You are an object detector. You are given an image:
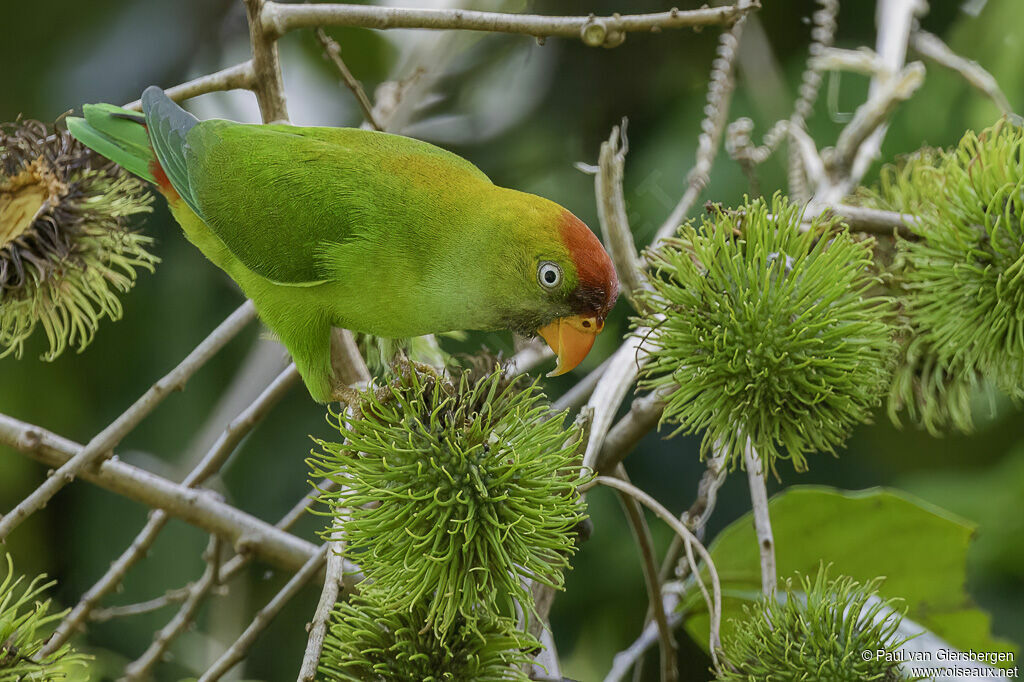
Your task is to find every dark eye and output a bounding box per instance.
[537,261,562,289]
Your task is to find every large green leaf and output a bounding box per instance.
[684,486,1017,668]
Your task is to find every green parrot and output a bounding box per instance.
[67,87,618,402]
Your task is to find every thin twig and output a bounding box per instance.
[43,365,300,655]
[297,527,346,681]
[589,476,722,667]
[89,589,191,623]
[315,28,383,131]
[0,301,257,541]
[530,628,562,681]
[655,1,752,243]
[551,357,609,413]
[606,446,729,679]
[263,2,759,45]
[743,442,776,596]
[910,29,1017,118]
[217,476,340,584]
[809,46,888,76]
[632,447,727,681]
[580,335,650,471]
[506,341,554,377]
[828,61,925,185]
[787,122,828,193]
[604,595,683,682]
[658,449,729,585]
[523,581,559,678]
[814,203,918,237]
[0,413,323,572]
[786,0,840,201]
[122,537,224,680]
[594,390,668,475]
[123,62,256,111]
[595,122,647,309]
[726,0,837,198]
[198,544,331,682]
[844,0,927,197]
[612,464,677,682]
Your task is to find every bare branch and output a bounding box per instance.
[244,0,289,123]
[263,2,759,45]
[722,202,917,237]
[809,46,888,77]
[523,581,559,678]
[726,0,838,197]
[42,364,299,655]
[813,203,918,237]
[0,301,257,541]
[612,464,677,682]
[595,122,646,309]
[655,2,752,243]
[743,442,776,596]
[530,628,562,681]
[123,537,224,680]
[199,544,331,682]
[551,357,609,413]
[786,0,840,201]
[828,61,925,186]
[589,476,722,666]
[315,28,383,131]
[658,448,729,583]
[0,413,322,573]
[788,123,828,194]
[123,62,256,111]
[604,595,683,682]
[298,527,346,681]
[607,448,728,682]
[844,0,928,195]
[594,390,667,475]
[506,341,554,377]
[89,589,190,623]
[793,0,839,126]
[910,29,1017,118]
[581,335,649,471]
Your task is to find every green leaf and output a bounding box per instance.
[684,486,1017,667]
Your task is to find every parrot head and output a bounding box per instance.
[496,201,618,376]
[535,211,619,376]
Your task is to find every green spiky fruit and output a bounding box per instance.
[0,554,89,681]
[716,567,914,682]
[318,588,534,682]
[859,120,1024,432]
[309,367,587,638]
[636,195,895,473]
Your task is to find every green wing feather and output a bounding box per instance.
[134,86,493,286]
[141,86,203,216]
[181,120,492,285]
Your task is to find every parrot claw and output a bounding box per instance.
[392,350,444,384]
[331,385,363,408]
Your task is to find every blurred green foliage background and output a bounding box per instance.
[1,0,1022,679]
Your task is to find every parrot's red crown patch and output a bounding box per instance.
[559,211,619,317]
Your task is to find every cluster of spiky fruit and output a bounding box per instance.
[310,364,587,678]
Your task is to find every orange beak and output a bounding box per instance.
[537,315,604,377]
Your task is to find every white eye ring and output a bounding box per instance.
[537,261,562,290]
